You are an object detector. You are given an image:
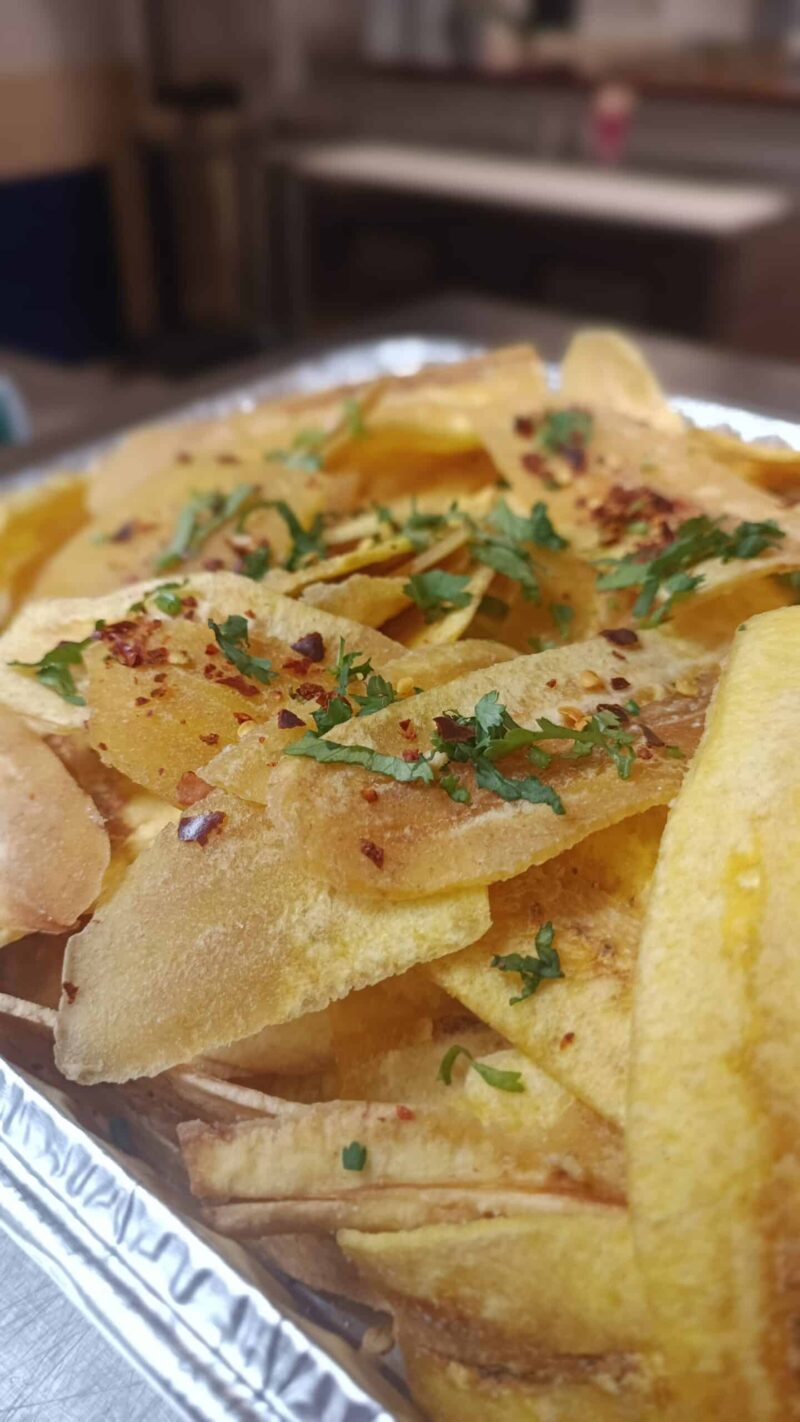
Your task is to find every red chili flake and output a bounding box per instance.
[199,732,220,745]
[360,839,384,869]
[176,451,193,464]
[590,484,677,546]
[62,982,79,1004]
[134,696,149,706]
[277,709,305,729]
[546,678,558,689]
[402,749,421,762]
[108,519,139,544]
[216,452,241,465]
[176,772,212,807]
[596,702,629,723]
[220,675,260,698]
[153,671,167,683]
[637,746,654,761]
[612,650,627,662]
[282,657,311,676]
[398,718,417,741]
[601,627,640,648]
[361,786,379,804]
[639,722,665,748]
[514,414,536,439]
[396,1105,415,1121]
[205,643,219,656]
[521,451,548,478]
[150,686,168,699]
[234,711,254,725]
[203,558,225,572]
[560,1031,575,1050]
[97,742,108,751]
[433,715,474,743]
[183,596,198,610]
[290,631,325,662]
[292,681,327,702]
[178,809,226,846]
[610,676,630,691]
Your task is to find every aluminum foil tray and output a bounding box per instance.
[1,332,799,1422]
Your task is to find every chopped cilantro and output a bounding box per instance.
[549,602,574,641]
[312,696,353,735]
[331,638,374,696]
[404,570,472,622]
[129,581,187,616]
[342,1141,367,1171]
[265,427,325,471]
[352,674,397,717]
[284,733,435,783]
[537,407,593,457]
[10,634,95,706]
[624,699,640,715]
[342,397,366,438]
[469,499,568,605]
[240,546,270,581]
[439,771,471,804]
[475,758,565,811]
[492,922,563,1004]
[208,615,276,684]
[437,1044,525,1093]
[597,515,786,625]
[270,501,326,570]
[155,484,258,571]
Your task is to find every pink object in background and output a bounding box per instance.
[589,83,637,165]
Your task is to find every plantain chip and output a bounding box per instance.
[0,472,88,625]
[54,791,489,1084]
[0,706,109,935]
[266,633,717,898]
[629,605,800,1419]
[560,328,683,432]
[432,809,665,1127]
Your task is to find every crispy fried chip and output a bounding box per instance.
[0,473,88,624]
[54,792,489,1084]
[0,707,109,934]
[402,1338,661,1422]
[432,810,665,1126]
[629,606,800,1418]
[267,633,716,898]
[560,328,683,432]
[339,1208,651,1365]
[301,573,411,627]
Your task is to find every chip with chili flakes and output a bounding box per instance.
[177,809,226,846]
[54,793,489,1084]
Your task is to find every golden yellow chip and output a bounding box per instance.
[54,792,490,1083]
[560,328,683,431]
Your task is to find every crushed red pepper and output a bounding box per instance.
[360,840,385,869]
[601,627,640,648]
[62,982,79,1004]
[176,771,212,806]
[290,631,325,662]
[277,709,305,729]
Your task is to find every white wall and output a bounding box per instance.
[577,0,754,45]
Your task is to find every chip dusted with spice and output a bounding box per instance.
[267,632,717,898]
[54,792,490,1084]
[431,809,665,1127]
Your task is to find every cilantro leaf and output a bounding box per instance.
[352,674,397,717]
[265,427,325,471]
[332,638,374,696]
[597,515,785,625]
[10,634,96,706]
[477,594,510,621]
[550,602,574,641]
[270,501,326,570]
[488,498,568,551]
[404,570,472,623]
[342,397,366,438]
[532,711,636,780]
[208,615,276,685]
[475,758,565,812]
[239,546,270,581]
[440,771,471,804]
[471,536,540,602]
[155,484,259,571]
[129,581,187,616]
[537,408,593,458]
[437,1044,525,1093]
[284,733,435,783]
[341,1141,367,1171]
[492,921,564,1004]
[312,696,353,735]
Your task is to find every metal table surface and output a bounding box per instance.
[0,292,798,1422]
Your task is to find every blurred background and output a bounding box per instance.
[1,0,800,449]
